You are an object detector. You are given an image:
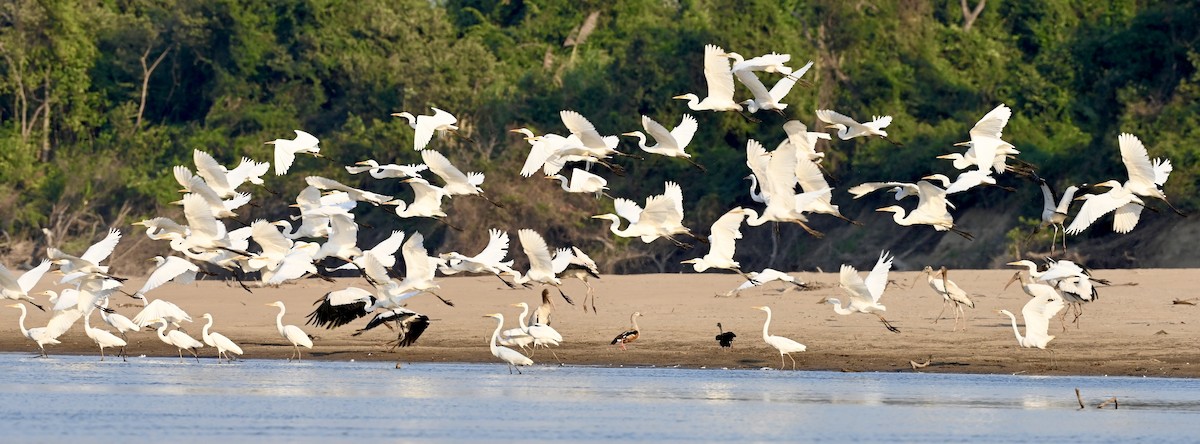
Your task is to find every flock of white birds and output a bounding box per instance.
[0,44,1180,371]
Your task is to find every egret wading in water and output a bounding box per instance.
[266,301,314,361]
[201,313,244,363]
[752,306,806,370]
[484,313,534,374]
[150,318,204,363]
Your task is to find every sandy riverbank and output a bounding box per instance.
[2,269,1196,377]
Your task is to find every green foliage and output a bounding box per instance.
[0,0,1196,271]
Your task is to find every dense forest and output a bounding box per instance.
[1,0,1197,275]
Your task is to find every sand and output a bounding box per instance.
[2,269,1197,377]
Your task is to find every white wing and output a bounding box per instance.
[367,230,407,259]
[702,44,736,103]
[863,250,894,303]
[472,229,510,266]
[848,182,909,199]
[838,264,870,301]
[706,207,747,260]
[138,257,199,295]
[1064,187,1137,234]
[815,109,859,127]
[670,114,698,151]
[551,248,573,274]
[613,198,643,225]
[132,299,192,327]
[16,259,51,293]
[80,228,122,266]
[967,104,1011,172]
[560,110,608,150]
[1022,294,1065,342]
[518,229,555,277]
[400,232,435,284]
[274,144,296,176]
[193,149,233,195]
[1118,133,1157,187]
[421,149,472,189]
[641,115,679,152]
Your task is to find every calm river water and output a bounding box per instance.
[1,353,1197,442]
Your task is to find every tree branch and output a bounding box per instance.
[136,43,172,130]
[961,0,986,32]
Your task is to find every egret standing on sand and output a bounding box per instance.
[266,301,314,361]
[752,306,806,370]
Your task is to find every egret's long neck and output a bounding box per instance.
[518,306,530,331]
[489,318,503,352]
[631,132,652,152]
[156,323,169,341]
[602,216,627,236]
[890,209,909,226]
[747,175,763,202]
[761,310,772,341]
[275,307,287,336]
[15,306,28,337]
[1002,311,1024,345]
[683,95,701,110]
[830,301,852,316]
[203,317,214,337]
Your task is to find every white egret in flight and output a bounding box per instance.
[268,130,321,176]
[393,107,462,151]
[826,250,900,333]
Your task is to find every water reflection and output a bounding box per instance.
[1,354,1198,441]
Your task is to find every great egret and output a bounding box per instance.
[268,130,321,175]
[390,177,451,221]
[438,228,518,288]
[742,139,831,238]
[780,120,830,164]
[83,310,127,361]
[484,313,534,374]
[953,104,1016,175]
[130,292,192,329]
[875,181,974,240]
[1033,177,1080,253]
[191,149,269,198]
[420,149,501,207]
[514,128,625,178]
[346,159,428,180]
[266,301,314,361]
[7,302,68,357]
[681,207,750,277]
[134,256,199,299]
[545,168,610,197]
[1067,133,1181,234]
[622,114,704,171]
[735,60,813,114]
[611,311,642,350]
[500,303,535,354]
[305,176,394,206]
[515,229,574,305]
[392,107,461,151]
[201,313,243,363]
[511,302,563,362]
[592,181,699,248]
[919,266,974,331]
[672,44,741,112]
[715,323,736,348]
[752,306,806,370]
[827,250,900,333]
[98,298,139,340]
[997,276,1065,367]
[560,110,628,161]
[132,217,190,242]
[1117,132,1181,214]
[310,213,363,264]
[150,318,204,362]
[0,259,51,310]
[173,166,253,219]
[1064,180,1144,234]
[728,268,806,297]
[48,228,121,283]
[815,109,896,144]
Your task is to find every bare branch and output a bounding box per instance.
[136,43,172,129]
[961,0,986,32]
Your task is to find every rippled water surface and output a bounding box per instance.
[1,353,1198,442]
